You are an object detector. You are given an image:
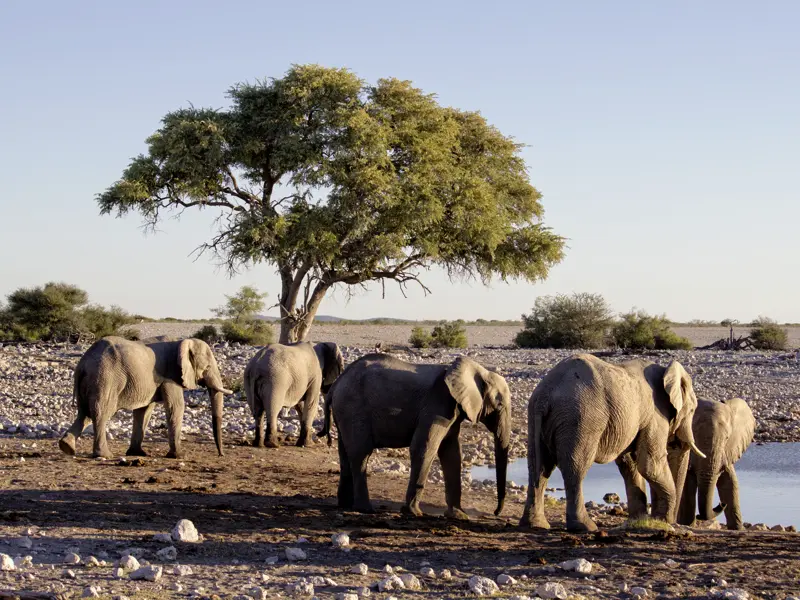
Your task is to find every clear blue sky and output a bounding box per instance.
[1,1,798,322]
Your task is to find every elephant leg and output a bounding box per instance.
[90,408,113,459]
[336,435,354,509]
[265,394,282,448]
[296,387,319,447]
[59,402,90,456]
[561,462,597,532]
[252,404,266,448]
[403,423,449,517]
[438,429,468,520]
[637,451,676,523]
[162,386,185,459]
[520,448,556,529]
[127,403,155,456]
[350,448,374,514]
[616,452,648,518]
[677,467,698,525]
[718,465,743,530]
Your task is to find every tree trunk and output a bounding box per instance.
[277,279,330,344]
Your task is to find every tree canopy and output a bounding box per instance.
[98,64,565,342]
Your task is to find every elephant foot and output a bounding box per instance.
[295,435,314,448]
[58,435,77,456]
[354,501,376,514]
[566,518,598,533]
[401,504,423,518]
[252,438,265,448]
[92,449,114,460]
[519,512,551,529]
[126,447,148,457]
[265,438,280,449]
[445,507,470,521]
[166,449,185,460]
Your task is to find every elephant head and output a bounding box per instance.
[178,338,233,456]
[693,398,755,521]
[315,342,345,393]
[663,360,706,459]
[444,357,512,516]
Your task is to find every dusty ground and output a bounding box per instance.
[2,434,800,600]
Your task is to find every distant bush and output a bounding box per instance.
[515,293,613,349]
[409,326,432,348]
[408,321,468,348]
[612,310,692,350]
[687,319,717,327]
[80,304,135,339]
[749,317,788,350]
[221,320,274,345]
[193,325,221,344]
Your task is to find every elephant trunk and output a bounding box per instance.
[676,418,707,460]
[203,369,229,457]
[493,410,511,516]
[697,471,721,521]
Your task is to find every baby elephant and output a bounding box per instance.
[677,397,755,529]
[320,353,511,519]
[244,341,344,448]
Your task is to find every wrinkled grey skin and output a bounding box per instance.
[676,397,755,530]
[320,354,511,519]
[520,354,706,532]
[244,342,344,448]
[59,336,232,459]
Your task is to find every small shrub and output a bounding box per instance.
[749,317,788,350]
[80,304,135,339]
[223,375,244,395]
[612,310,692,350]
[193,325,221,344]
[623,517,673,532]
[409,326,432,348]
[221,320,274,345]
[431,320,468,348]
[515,293,613,349]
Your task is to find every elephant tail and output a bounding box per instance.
[72,366,84,407]
[532,410,544,488]
[319,385,335,447]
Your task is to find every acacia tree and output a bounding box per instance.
[98,65,565,342]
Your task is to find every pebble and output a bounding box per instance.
[468,575,500,596]
[285,547,307,561]
[82,586,101,598]
[332,532,351,548]
[497,573,517,585]
[63,552,81,564]
[560,558,592,574]
[156,546,178,561]
[399,573,421,590]
[603,492,621,503]
[130,565,163,582]
[118,555,140,571]
[173,564,193,576]
[63,569,76,579]
[286,580,314,596]
[440,568,452,580]
[114,567,125,578]
[631,587,649,598]
[264,555,279,565]
[84,556,100,567]
[153,533,173,543]
[378,575,405,592]
[14,556,33,569]
[335,594,359,600]
[172,519,200,543]
[16,536,33,549]
[420,566,436,578]
[715,590,750,600]
[247,586,266,600]
[537,582,568,599]
[0,554,15,571]
[351,563,369,575]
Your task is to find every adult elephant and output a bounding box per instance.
[244,341,344,448]
[676,397,755,529]
[320,354,511,519]
[59,336,232,459]
[520,354,706,532]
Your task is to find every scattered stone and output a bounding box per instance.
[378,575,405,592]
[114,567,125,578]
[16,536,33,549]
[64,552,81,564]
[156,546,178,561]
[664,559,680,568]
[420,566,436,578]
[335,594,359,600]
[749,523,768,531]
[264,555,279,565]
[770,524,785,532]
[508,596,532,600]
[468,575,499,596]
[82,586,101,598]
[14,556,33,569]
[286,579,314,596]
[118,555,140,571]
[172,583,184,593]
[440,568,452,580]
[355,587,371,597]
[332,532,351,548]
[121,547,146,558]
[631,587,649,598]
[714,589,750,600]
[560,558,592,574]
[382,564,394,574]
[173,564,193,576]
[351,563,369,575]
[399,573,421,590]
[130,565,163,582]
[63,569,76,579]
[153,533,173,543]
[84,556,100,567]
[0,554,15,571]
[536,581,568,599]
[171,519,200,543]
[497,573,517,585]
[603,493,621,504]
[285,547,307,561]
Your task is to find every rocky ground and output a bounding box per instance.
[2,327,800,598]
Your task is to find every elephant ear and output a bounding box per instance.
[444,357,486,423]
[725,398,756,464]
[663,360,695,433]
[178,339,199,390]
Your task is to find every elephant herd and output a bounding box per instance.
[57,336,755,532]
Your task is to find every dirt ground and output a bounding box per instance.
[2,434,799,599]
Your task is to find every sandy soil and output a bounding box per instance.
[2,435,800,599]
[131,323,800,350]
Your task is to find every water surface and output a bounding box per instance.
[472,442,800,527]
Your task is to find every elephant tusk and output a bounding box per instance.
[688,440,707,459]
[218,387,234,395]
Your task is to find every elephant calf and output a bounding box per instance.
[59,336,232,459]
[677,397,755,530]
[244,341,344,448]
[320,354,511,519]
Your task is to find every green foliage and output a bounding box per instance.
[515,293,613,349]
[193,324,221,344]
[749,317,788,350]
[221,320,274,345]
[97,64,565,342]
[431,321,468,348]
[212,286,267,322]
[408,321,468,348]
[612,310,693,350]
[409,326,432,348]
[80,304,135,339]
